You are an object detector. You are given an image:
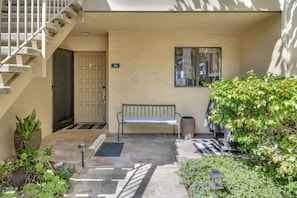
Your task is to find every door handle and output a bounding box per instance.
[102,86,106,103]
[52,85,58,91]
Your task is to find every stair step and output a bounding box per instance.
[70,1,82,12]
[0,86,11,94]
[54,13,72,25]
[47,22,63,34]
[63,7,78,18]
[0,64,30,73]
[1,46,41,57]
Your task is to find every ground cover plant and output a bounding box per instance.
[178,155,296,198]
[0,147,72,197]
[202,71,297,196]
[0,110,72,197]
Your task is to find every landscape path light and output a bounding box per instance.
[78,143,86,167]
[208,169,226,190]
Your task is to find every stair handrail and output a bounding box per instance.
[0,0,81,66]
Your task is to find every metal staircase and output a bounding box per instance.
[0,0,82,94]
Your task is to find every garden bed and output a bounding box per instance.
[177,155,297,198]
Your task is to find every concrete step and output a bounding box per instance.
[0,86,11,94]
[0,64,30,73]
[47,22,63,34]
[63,6,79,18]
[53,13,72,25]
[70,1,82,12]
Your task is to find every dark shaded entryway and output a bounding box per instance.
[53,48,74,132]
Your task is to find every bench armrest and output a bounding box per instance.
[175,112,181,120]
[117,111,123,124]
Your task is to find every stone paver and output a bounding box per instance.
[42,132,206,198]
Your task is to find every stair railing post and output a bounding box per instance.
[81,0,86,23]
[0,0,2,64]
[40,0,47,77]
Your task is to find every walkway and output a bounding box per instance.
[41,130,205,198]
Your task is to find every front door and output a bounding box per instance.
[74,52,106,123]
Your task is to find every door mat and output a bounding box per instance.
[67,123,106,130]
[95,142,124,157]
[193,139,224,156]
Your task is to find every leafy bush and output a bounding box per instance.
[178,155,295,198]
[207,71,297,182]
[0,147,71,197]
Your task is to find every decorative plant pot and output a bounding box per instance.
[181,116,195,140]
[10,167,26,187]
[14,129,42,151]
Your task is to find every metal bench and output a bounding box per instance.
[117,104,181,141]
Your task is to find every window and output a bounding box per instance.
[174,47,222,87]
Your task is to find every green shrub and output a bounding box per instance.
[0,147,71,197]
[178,155,291,198]
[207,71,297,182]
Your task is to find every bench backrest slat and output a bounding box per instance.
[122,104,176,119]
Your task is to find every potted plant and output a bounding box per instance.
[14,109,42,151]
[0,147,72,196]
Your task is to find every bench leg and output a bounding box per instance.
[118,123,120,142]
[178,124,181,142]
[117,123,124,142]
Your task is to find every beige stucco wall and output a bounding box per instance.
[108,31,242,134]
[0,58,53,160]
[285,0,297,75]
[85,0,281,11]
[60,36,108,52]
[241,13,282,74]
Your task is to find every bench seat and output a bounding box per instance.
[123,118,179,125]
[117,104,181,141]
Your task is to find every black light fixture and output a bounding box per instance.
[78,143,86,167]
[208,169,225,190]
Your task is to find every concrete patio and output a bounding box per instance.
[41,129,206,198]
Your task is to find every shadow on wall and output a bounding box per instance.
[171,0,278,11]
[268,0,297,76]
[172,0,296,77]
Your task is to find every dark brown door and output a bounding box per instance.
[53,48,74,132]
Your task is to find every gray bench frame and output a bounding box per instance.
[117,104,181,141]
